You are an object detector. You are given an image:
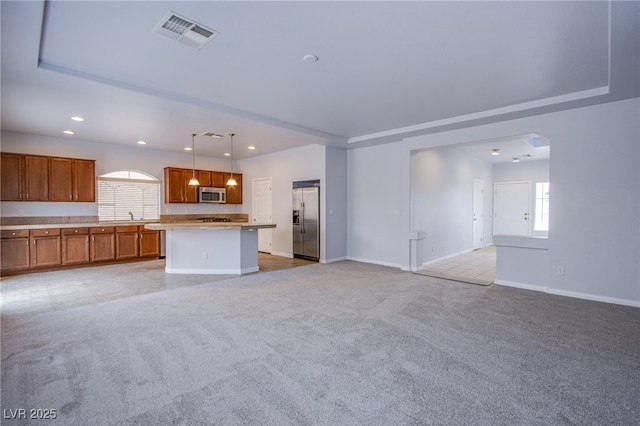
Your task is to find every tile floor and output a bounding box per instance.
[0,253,314,318]
[416,245,496,285]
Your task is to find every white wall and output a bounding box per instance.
[493,159,549,237]
[347,141,404,267]
[237,144,327,260]
[411,147,494,264]
[348,98,639,306]
[0,131,241,217]
[325,146,348,262]
[393,97,637,306]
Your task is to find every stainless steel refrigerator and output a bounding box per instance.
[292,186,319,261]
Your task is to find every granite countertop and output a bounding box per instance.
[144,222,276,231]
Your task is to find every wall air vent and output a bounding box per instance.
[153,11,219,50]
[201,132,224,138]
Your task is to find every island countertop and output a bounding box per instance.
[144,222,276,231]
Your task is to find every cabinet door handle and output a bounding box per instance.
[45,231,49,234]
[92,236,95,242]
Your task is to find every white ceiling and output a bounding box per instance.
[1,1,638,160]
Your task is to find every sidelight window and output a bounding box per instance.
[97,170,160,221]
[534,182,549,231]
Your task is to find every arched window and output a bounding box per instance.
[97,170,160,221]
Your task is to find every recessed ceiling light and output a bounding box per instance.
[491,149,500,156]
[184,147,192,151]
[63,130,74,135]
[512,157,520,163]
[248,146,256,150]
[303,54,318,63]
[71,116,84,122]
[137,140,147,145]
[223,152,230,157]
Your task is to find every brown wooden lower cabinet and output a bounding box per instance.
[116,226,139,260]
[61,228,90,265]
[90,227,115,262]
[1,229,30,270]
[30,229,61,268]
[139,228,160,258]
[1,225,160,275]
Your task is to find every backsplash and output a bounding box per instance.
[1,213,249,226]
[1,216,100,226]
[160,214,248,222]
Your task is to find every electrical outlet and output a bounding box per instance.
[556,266,565,276]
[202,252,208,259]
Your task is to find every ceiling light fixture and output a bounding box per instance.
[248,145,256,150]
[71,116,84,122]
[188,133,200,186]
[137,140,147,145]
[223,152,230,157]
[184,147,192,151]
[512,157,520,163]
[226,133,237,186]
[491,149,500,156]
[63,130,74,135]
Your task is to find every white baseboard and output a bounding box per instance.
[494,279,547,293]
[547,288,640,308]
[495,279,640,308]
[422,249,473,267]
[164,266,257,275]
[324,256,347,264]
[270,251,293,258]
[347,256,401,269]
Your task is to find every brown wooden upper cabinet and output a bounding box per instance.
[1,153,95,202]
[224,173,243,204]
[164,167,242,204]
[25,155,49,201]
[49,157,73,201]
[164,168,187,203]
[73,159,96,202]
[0,153,24,200]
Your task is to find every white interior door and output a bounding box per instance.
[473,179,484,250]
[252,177,272,253]
[494,181,530,236]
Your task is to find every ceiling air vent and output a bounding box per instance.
[201,132,224,138]
[153,11,219,50]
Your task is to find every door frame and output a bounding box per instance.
[252,177,273,253]
[472,178,484,250]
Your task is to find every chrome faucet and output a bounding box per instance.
[128,211,134,220]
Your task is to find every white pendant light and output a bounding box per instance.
[188,133,200,186]
[226,133,237,186]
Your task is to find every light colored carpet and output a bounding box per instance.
[2,261,639,425]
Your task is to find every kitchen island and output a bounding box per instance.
[144,222,276,274]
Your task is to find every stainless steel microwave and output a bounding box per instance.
[198,187,226,203]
